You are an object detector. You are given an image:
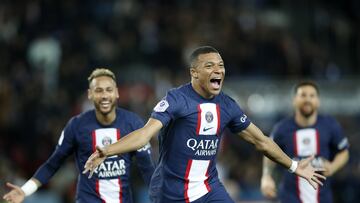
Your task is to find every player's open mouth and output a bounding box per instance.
[210,78,222,89]
[100,101,111,108]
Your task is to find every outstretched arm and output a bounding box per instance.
[3,178,41,203]
[238,123,326,189]
[106,118,162,156]
[83,118,162,177]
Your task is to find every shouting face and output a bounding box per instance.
[191,52,225,99]
[88,76,119,116]
[293,85,320,118]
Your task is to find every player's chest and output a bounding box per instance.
[76,126,132,154]
[283,127,331,156]
[180,102,232,136]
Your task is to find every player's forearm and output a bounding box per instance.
[239,123,292,170]
[330,149,349,175]
[105,128,150,156]
[105,118,162,156]
[260,137,292,170]
[262,156,276,177]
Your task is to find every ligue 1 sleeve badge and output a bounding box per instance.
[154,100,169,112]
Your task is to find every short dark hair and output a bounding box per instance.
[188,46,220,68]
[294,81,320,95]
[88,68,116,85]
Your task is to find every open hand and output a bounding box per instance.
[295,155,326,190]
[82,146,107,178]
[3,182,25,203]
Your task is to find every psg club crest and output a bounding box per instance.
[205,111,214,123]
[102,136,112,146]
[302,138,311,145]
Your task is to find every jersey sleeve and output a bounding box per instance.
[151,90,182,127]
[33,117,76,185]
[227,98,251,133]
[329,118,349,152]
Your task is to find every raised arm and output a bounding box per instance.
[237,123,326,189]
[83,118,162,177]
[106,118,162,156]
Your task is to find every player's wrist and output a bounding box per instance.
[21,179,38,196]
[288,160,298,173]
[102,146,110,157]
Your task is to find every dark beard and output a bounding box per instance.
[94,101,115,115]
[300,108,314,118]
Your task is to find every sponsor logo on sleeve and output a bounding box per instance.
[137,142,151,153]
[153,100,169,112]
[240,114,248,123]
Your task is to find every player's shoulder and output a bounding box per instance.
[163,83,190,103]
[276,117,294,126]
[168,83,188,96]
[318,114,336,121]
[272,117,294,133]
[317,114,340,126]
[68,109,95,126]
[116,107,142,121]
[217,91,239,107]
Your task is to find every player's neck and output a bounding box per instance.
[95,110,116,126]
[191,81,214,99]
[294,112,317,127]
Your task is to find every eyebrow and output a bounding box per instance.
[204,61,223,65]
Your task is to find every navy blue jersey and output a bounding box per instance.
[33,108,155,203]
[271,115,349,203]
[150,83,251,202]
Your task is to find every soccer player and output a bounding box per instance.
[261,81,349,203]
[83,46,326,203]
[3,68,155,203]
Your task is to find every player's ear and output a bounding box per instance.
[115,87,119,99]
[190,67,198,79]
[88,89,92,100]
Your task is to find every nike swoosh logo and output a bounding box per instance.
[203,127,214,132]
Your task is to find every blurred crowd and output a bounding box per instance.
[0,0,360,202]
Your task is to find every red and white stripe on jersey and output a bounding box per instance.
[294,128,319,157]
[294,128,320,203]
[184,159,211,203]
[92,128,123,203]
[196,103,220,135]
[97,178,123,203]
